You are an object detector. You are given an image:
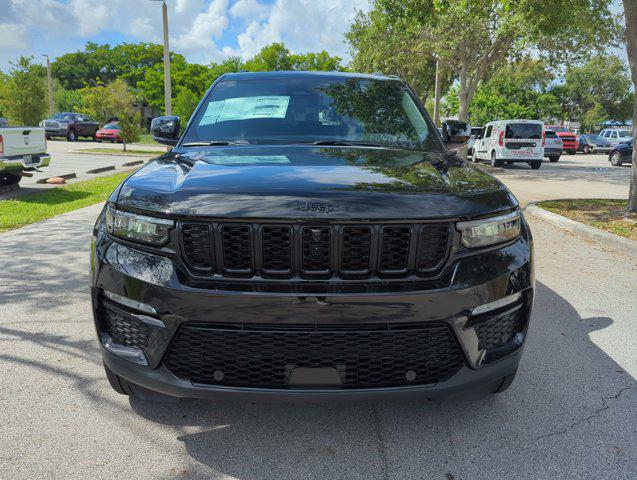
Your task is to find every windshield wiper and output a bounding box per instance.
[181,140,249,147]
[310,140,383,147]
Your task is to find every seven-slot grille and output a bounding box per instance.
[163,322,464,389]
[181,222,450,279]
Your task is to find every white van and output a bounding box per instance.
[473,119,545,169]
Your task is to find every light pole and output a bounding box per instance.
[42,54,54,116]
[150,0,172,116]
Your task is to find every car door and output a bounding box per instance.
[476,124,492,158]
[609,131,619,145]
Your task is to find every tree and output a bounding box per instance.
[243,43,294,71]
[173,87,200,124]
[622,0,637,213]
[563,55,633,122]
[104,79,140,151]
[368,0,617,121]
[0,57,47,125]
[53,83,83,112]
[581,104,608,133]
[347,9,449,102]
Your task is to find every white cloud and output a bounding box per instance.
[0,0,370,69]
[0,23,29,50]
[230,0,269,20]
[172,0,229,62]
[232,0,370,60]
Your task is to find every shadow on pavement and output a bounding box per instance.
[123,281,635,479]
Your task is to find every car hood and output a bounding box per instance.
[116,145,517,220]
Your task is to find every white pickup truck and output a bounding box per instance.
[0,126,51,186]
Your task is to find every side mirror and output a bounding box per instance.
[151,116,180,146]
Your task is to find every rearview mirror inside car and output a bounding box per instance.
[151,116,181,146]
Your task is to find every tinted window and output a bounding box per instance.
[470,127,483,137]
[551,126,570,132]
[587,135,603,141]
[484,125,493,138]
[505,123,542,139]
[182,77,442,152]
[545,130,557,138]
[611,131,618,138]
[618,131,631,138]
[103,124,120,130]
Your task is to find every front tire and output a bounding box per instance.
[583,145,591,154]
[530,161,542,169]
[490,151,502,167]
[67,130,77,142]
[549,156,560,163]
[610,152,623,166]
[0,173,21,186]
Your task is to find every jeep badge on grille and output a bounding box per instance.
[299,201,334,213]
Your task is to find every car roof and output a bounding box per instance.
[219,70,402,82]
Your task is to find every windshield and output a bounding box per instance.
[505,123,542,139]
[587,134,604,141]
[546,130,557,138]
[53,113,74,121]
[103,124,120,130]
[181,77,443,152]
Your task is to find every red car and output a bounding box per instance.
[95,123,123,143]
[546,125,578,154]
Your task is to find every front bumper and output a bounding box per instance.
[0,153,51,172]
[91,215,535,399]
[45,127,68,137]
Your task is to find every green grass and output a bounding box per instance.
[133,133,155,145]
[538,199,637,241]
[77,147,161,156]
[0,171,132,233]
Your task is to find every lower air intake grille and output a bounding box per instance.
[164,323,464,389]
[475,309,525,351]
[103,305,150,350]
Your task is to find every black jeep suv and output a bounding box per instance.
[91,72,534,401]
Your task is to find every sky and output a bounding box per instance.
[0,0,372,70]
[0,0,628,73]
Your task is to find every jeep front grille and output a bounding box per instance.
[164,322,464,389]
[180,222,451,279]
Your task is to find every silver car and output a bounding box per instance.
[599,129,632,146]
[544,129,563,162]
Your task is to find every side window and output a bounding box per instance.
[602,131,610,137]
[611,131,618,139]
[484,125,492,138]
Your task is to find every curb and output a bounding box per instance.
[122,160,145,167]
[87,165,116,174]
[525,203,637,258]
[71,149,160,158]
[36,173,77,184]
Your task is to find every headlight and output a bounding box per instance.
[457,211,521,248]
[105,205,174,246]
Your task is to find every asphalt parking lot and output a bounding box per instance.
[1,146,636,479]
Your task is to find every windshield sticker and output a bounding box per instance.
[208,155,291,165]
[200,96,290,125]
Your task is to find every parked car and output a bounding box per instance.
[545,125,578,154]
[95,123,123,143]
[577,134,612,154]
[91,71,534,402]
[598,128,632,146]
[41,112,100,142]
[473,119,545,169]
[544,129,563,162]
[467,126,483,156]
[608,138,633,166]
[0,125,51,186]
[0,118,8,127]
